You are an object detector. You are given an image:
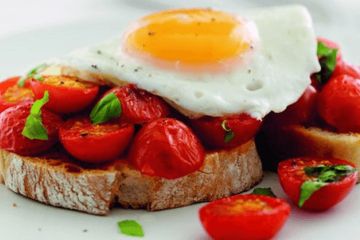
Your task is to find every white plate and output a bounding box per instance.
[0,6,360,240]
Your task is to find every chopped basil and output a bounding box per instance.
[17,64,47,87]
[118,220,144,237]
[90,93,121,124]
[252,187,276,197]
[314,42,338,85]
[299,180,327,207]
[299,164,356,207]
[221,120,235,143]
[22,91,50,140]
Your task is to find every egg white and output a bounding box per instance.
[42,5,320,119]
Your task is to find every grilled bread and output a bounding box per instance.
[0,140,262,215]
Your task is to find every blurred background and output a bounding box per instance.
[0,0,359,72]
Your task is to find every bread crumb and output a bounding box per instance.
[82,229,88,233]
[12,203,17,207]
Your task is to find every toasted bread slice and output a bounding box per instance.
[0,140,263,215]
[258,124,360,176]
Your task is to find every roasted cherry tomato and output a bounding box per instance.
[190,114,261,149]
[30,75,99,114]
[0,102,62,155]
[60,117,134,163]
[266,85,318,127]
[199,194,291,240]
[333,61,360,79]
[129,118,204,179]
[318,74,360,132]
[108,84,170,124]
[0,76,33,112]
[278,157,357,211]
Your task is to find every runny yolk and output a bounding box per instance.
[124,8,255,67]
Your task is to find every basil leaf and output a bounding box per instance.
[118,220,144,237]
[90,93,121,124]
[318,170,337,182]
[314,42,338,85]
[304,165,327,176]
[221,120,235,143]
[18,64,47,87]
[299,180,327,208]
[22,91,50,140]
[252,187,276,197]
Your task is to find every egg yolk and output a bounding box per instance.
[124,8,255,67]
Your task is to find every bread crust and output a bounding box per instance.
[261,125,360,178]
[0,140,262,215]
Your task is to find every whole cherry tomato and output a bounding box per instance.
[0,102,62,155]
[266,85,318,126]
[60,117,134,163]
[332,61,360,79]
[129,118,204,179]
[30,75,99,113]
[199,194,291,240]
[318,74,360,132]
[278,157,357,211]
[0,76,33,112]
[190,114,261,149]
[108,84,170,124]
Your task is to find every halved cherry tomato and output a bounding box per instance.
[0,102,62,156]
[266,85,318,127]
[129,118,204,179]
[0,76,34,112]
[190,114,261,149]
[30,75,99,114]
[318,74,360,132]
[108,84,170,124]
[278,157,357,211]
[59,117,134,163]
[199,194,291,240]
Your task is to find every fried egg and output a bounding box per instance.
[41,5,320,119]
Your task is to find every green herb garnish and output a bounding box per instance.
[314,41,338,85]
[18,64,47,87]
[252,187,276,197]
[118,220,144,237]
[221,120,235,143]
[299,164,356,207]
[90,93,121,124]
[22,91,50,140]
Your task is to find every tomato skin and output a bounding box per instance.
[129,118,205,179]
[190,114,261,149]
[318,74,360,132]
[266,85,318,127]
[199,194,291,240]
[332,61,360,79]
[0,76,33,113]
[30,76,99,114]
[108,85,170,124]
[278,158,357,211]
[59,117,134,163]
[0,102,62,156]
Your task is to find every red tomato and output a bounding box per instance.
[199,194,291,240]
[60,117,134,163]
[267,85,318,126]
[108,85,170,124]
[190,114,261,149]
[333,61,360,79]
[0,102,62,156]
[278,157,357,211]
[129,118,204,179]
[318,74,360,132]
[0,76,34,112]
[30,75,99,114]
